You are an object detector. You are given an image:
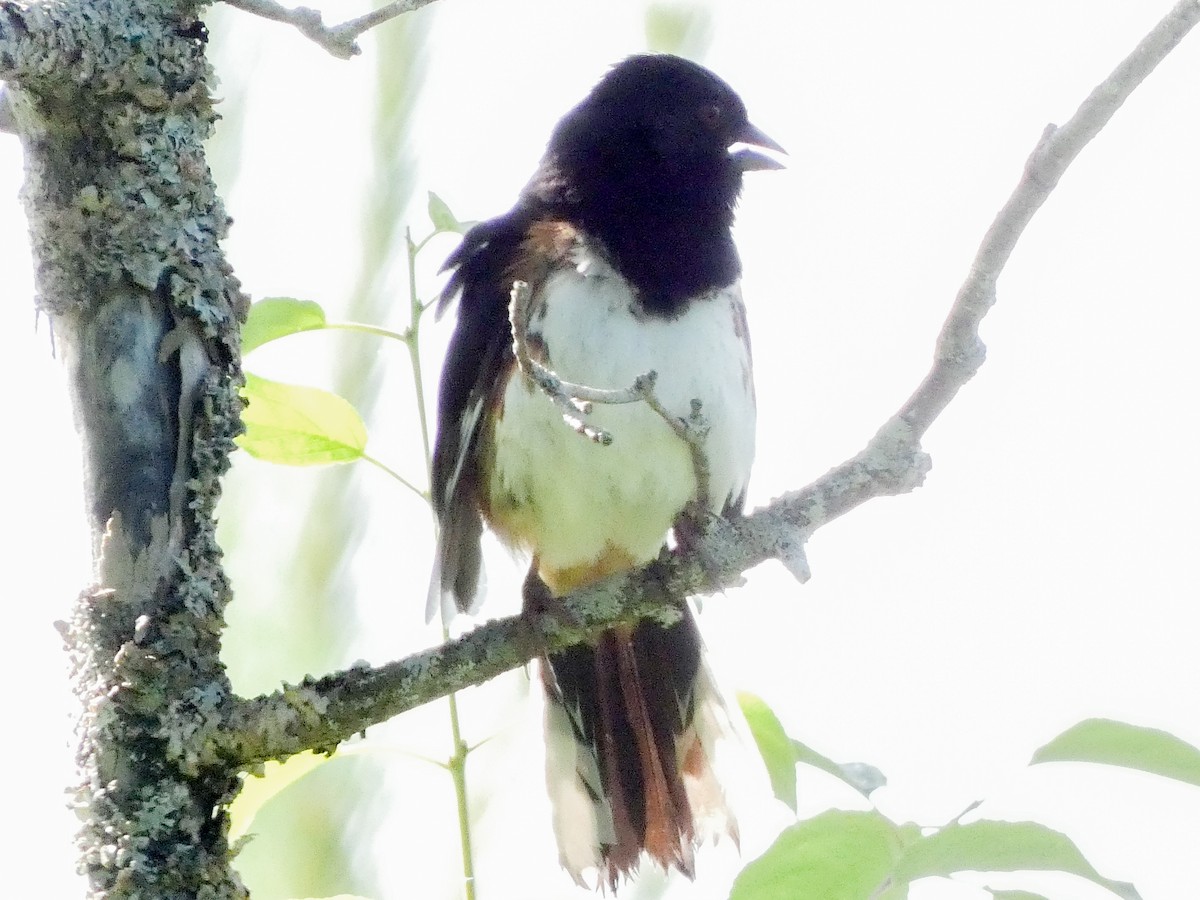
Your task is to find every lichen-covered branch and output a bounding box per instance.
[214,563,684,766]
[199,0,1200,771]
[206,414,920,769]
[209,433,908,768]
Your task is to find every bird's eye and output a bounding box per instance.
[700,104,722,129]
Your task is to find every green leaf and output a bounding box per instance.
[733,690,886,803]
[427,191,473,235]
[737,692,796,811]
[242,297,327,354]
[730,810,904,900]
[238,373,367,466]
[791,738,887,799]
[229,751,332,844]
[985,890,1052,900]
[1031,718,1200,788]
[893,820,1140,900]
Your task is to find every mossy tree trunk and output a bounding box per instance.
[3,0,247,894]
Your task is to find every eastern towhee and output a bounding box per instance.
[429,53,783,890]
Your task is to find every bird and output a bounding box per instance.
[429,53,783,890]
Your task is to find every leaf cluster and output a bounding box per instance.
[736,701,1200,899]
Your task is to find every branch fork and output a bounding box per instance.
[222,0,439,59]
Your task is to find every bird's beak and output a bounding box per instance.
[728,121,787,171]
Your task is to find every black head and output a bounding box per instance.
[525,54,783,312]
[535,54,782,204]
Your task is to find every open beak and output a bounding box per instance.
[728,121,787,171]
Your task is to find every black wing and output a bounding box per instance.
[427,211,531,619]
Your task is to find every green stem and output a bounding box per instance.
[406,245,434,485]
[360,452,427,502]
[406,225,477,900]
[323,320,410,343]
[446,682,476,900]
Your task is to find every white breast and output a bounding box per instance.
[489,246,756,576]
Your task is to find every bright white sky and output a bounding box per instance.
[3,2,1198,899]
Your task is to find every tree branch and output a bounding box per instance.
[203,0,1200,771]
[214,564,684,766]
[222,0,440,59]
[897,0,1200,438]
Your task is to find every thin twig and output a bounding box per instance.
[507,280,648,444]
[654,396,712,514]
[404,226,478,899]
[896,0,1200,439]
[223,0,440,59]
[507,279,714,505]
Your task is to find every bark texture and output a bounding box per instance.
[4,0,247,895]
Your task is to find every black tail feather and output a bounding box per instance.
[531,567,725,888]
